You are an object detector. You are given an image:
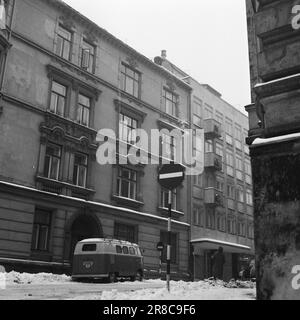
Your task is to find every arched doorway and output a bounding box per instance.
[65,210,103,262]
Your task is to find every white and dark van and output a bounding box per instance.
[71,238,144,282]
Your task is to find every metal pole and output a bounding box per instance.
[167,190,172,292]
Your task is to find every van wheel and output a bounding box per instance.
[108,273,116,283]
[135,271,143,282]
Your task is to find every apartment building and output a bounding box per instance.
[155,51,255,281]
[0,0,192,279]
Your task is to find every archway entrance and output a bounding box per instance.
[68,213,103,261]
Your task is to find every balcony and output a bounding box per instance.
[204,119,222,139]
[204,153,222,171]
[204,188,224,207]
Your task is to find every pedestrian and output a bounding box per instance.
[212,246,226,280]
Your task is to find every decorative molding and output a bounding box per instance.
[125,56,139,70]
[59,15,76,31]
[166,80,176,92]
[40,111,98,155]
[114,99,147,122]
[46,64,101,100]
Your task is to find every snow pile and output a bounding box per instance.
[6,271,71,285]
[72,279,256,300]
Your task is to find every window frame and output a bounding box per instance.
[163,88,178,117]
[72,152,88,188]
[55,24,72,61]
[121,63,141,98]
[31,208,52,252]
[43,143,62,181]
[117,167,138,200]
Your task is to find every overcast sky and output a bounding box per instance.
[63,0,251,114]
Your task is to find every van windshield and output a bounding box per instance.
[82,244,97,252]
[129,247,136,255]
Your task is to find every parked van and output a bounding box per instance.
[71,238,144,282]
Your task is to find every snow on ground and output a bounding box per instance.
[2,272,256,300]
[5,271,71,285]
[72,279,256,300]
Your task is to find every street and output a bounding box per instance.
[0,272,256,300]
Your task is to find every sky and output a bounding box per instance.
[63,0,251,114]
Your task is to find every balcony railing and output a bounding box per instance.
[204,119,222,139]
[204,188,224,207]
[204,153,222,171]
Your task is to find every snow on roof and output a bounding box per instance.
[252,132,300,146]
[79,238,137,246]
[0,181,190,228]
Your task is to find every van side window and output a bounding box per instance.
[116,245,122,254]
[122,246,129,254]
[82,244,97,252]
[129,247,135,255]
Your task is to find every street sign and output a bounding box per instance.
[158,164,185,190]
[156,241,164,251]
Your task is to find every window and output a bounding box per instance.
[119,113,138,144]
[238,221,246,237]
[247,223,254,239]
[236,154,243,181]
[194,174,202,187]
[77,94,91,126]
[161,188,177,211]
[225,120,233,145]
[227,185,235,200]
[121,63,140,98]
[226,150,234,177]
[116,245,122,254]
[228,215,236,235]
[129,247,136,255]
[237,186,244,203]
[81,40,95,73]
[73,153,88,188]
[44,144,61,180]
[55,25,72,60]
[204,105,213,119]
[193,130,203,166]
[215,111,223,125]
[114,223,137,243]
[216,142,224,171]
[117,167,137,200]
[235,125,242,150]
[82,244,97,252]
[205,140,213,153]
[216,178,224,193]
[193,101,202,126]
[31,209,52,252]
[50,81,67,116]
[160,231,177,264]
[217,215,226,232]
[161,132,178,161]
[163,89,178,117]
[123,246,129,254]
[245,159,252,176]
[206,208,215,229]
[246,189,253,206]
[193,207,204,226]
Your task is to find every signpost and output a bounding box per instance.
[158,164,185,292]
[156,241,164,278]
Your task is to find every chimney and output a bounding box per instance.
[161,50,167,59]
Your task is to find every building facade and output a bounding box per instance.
[155,52,255,281]
[246,0,300,299]
[0,0,192,279]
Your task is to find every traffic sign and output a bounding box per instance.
[158,164,185,190]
